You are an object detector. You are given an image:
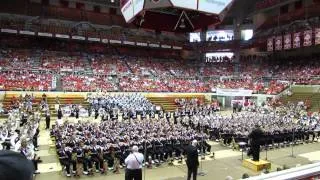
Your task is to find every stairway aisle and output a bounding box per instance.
[36,118,61,174]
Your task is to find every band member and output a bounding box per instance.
[45,110,51,130]
[57,107,63,120]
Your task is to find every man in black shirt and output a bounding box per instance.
[185,140,199,180]
[248,125,264,161]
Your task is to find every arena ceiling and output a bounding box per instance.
[125,0,260,32]
[58,0,260,32]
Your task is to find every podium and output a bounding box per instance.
[242,159,271,172]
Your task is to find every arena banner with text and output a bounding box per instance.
[275,36,282,51]
[216,88,253,96]
[1,29,17,34]
[267,37,273,52]
[283,34,291,50]
[293,32,301,48]
[303,30,312,47]
[19,30,35,36]
[315,28,320,45]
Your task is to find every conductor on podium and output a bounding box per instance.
[248,125,264,161]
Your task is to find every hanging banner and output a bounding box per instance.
[267,37,273,52]
[303,30,312,47]
[216,88,253,96]
[275,36,282,51]
[315,28,320,45]
[293,32,301,48]
[283,34,291,50]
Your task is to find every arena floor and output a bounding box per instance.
[29,115,320,180]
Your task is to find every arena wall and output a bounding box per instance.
[291,85,320,93]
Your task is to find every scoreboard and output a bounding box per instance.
[121,0,234,22]
[120,0,145,22]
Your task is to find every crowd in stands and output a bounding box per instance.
[1,48,320,93]
[61,75,117,92]
[90,55,131,75]
[40,55,86,72]
[0,71,54,91]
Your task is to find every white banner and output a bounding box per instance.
[216,88,253,96]
[1,29,17,34]
[19,30,35,35]
[102,39,108,43]
[123,41,135,45]
[149,43,160,47]
[161,44,171,49]
[55,34,69,39]
[72,36,85,40]
[88,37,100,42]
[38,32,53,37]
[109,40,122,44]
[172,46,182,50]
[136,42,148,46]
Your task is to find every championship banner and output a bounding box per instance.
[293,32,301,48]
[315,28,320,45]
[267,37,273,52]
[283,34,291,50]
[216,88,253,96]
[275,36,282,51]
[303,30,312,47]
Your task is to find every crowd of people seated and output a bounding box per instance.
[40,55,86,72]
[47,91,320,177]
[119,76,170,92]
[90,55,131,76]
[0,71,54,91]
[0,48,319,93]
[61,75,117,92]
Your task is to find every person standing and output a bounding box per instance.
[248,125,264,161]
[45,110,51,130]
[125,145,144,180]
[57,106,63,120]
[185,140,199,180]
